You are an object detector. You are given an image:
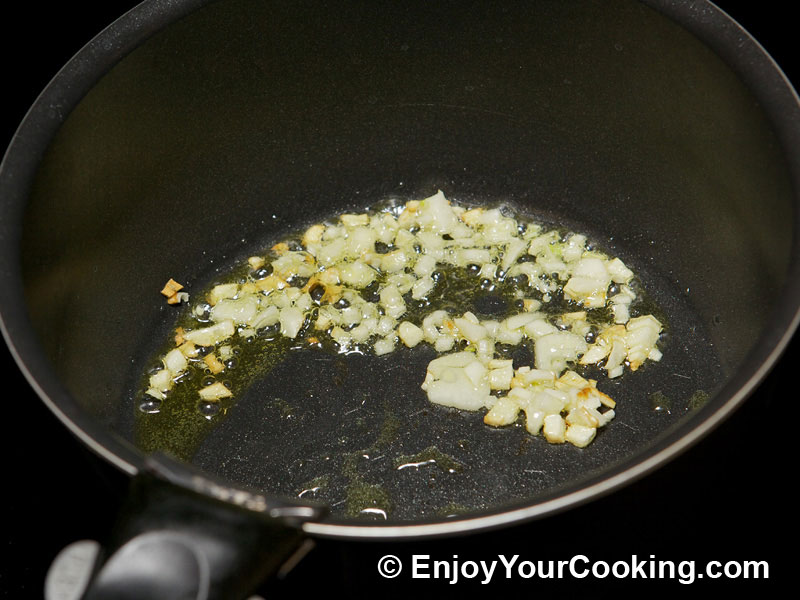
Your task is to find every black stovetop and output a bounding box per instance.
[2,2,793,596]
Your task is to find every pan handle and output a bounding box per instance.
[46,453,327,600]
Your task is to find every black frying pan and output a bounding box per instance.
[1,0,797,596]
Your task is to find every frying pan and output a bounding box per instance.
[1,0,797,596]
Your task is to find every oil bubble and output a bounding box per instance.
[139,398,162,414]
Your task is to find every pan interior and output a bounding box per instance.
[127,202,724,523]
[16,0,796,525]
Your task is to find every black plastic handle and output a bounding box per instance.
[54,454,327,600]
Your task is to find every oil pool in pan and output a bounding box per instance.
[133,191,720,521]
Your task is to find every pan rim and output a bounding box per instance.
[1,0,799,538]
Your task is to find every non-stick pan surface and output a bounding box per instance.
[125,224,722,526]
[10,0,797,529]
[0,0,796,592]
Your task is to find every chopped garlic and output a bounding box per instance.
[210,295,259,325]
[160,278,183,298]
[563,257,611,308]
[340,261,377,288]
[203,353,225,374]
[421,352,493,411]
[398,322,424,347]
[565,424,596,448]
[164,348,187,376]
[489,363,514,390]
[543,414,567,444]
[379,284,406,320]
[248,256,265,270]
[199,382,232,400]
[167,291,190,305]
[484,396,521,426]
[373,336,396,356]
[146,191,663,450]
[178,341,199,358]
[149,368,173,394]
[208,283,239,306]
[534,331,588,373]
[607,257,634,284]
[184,320,236,347]
[279,307,305,339]
[625,315,663,370]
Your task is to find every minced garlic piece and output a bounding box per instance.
[161,279,188,305]
[161,278,183,298]
[199,382,232,401]
[203,353,225,374]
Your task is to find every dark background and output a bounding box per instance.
[1,1,793,597]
